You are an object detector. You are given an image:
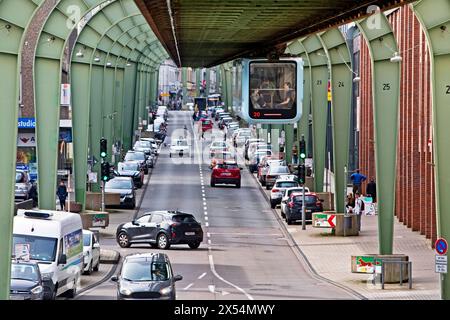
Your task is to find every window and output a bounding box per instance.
[83,234,91,247]
[105,179,133,190]
[276,181,298,188]
[271,167,289,174]
[11,263,39,282]
[13,234,57,262]
[121,261,169,282]
[172,215,197,223]
[150,215,163,224]
[136,215,151,224]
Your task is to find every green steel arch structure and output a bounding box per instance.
[0,0,167,298]
[413,0,450,300]
[356,12,400,256]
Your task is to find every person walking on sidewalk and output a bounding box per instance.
[56,181,68,211]
[292,144,299,165]
[350,169,367,195]
[353,192,365,231]
[366,178,377,203]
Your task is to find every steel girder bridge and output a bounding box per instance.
[1,0,450,299]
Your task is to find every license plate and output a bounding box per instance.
[185,232,196,236]
[306,210,312,213]
[10,295,25,300]
[221,173,232,176]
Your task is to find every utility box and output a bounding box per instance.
[85,192,120,211]
[316,192,334,211]
[80,211,110,229]
[334,214,359,236]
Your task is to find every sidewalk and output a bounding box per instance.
[254,174,440,300]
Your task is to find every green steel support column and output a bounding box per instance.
[286,40,311,153]
[356,13,400,255]
[284,124,294,164]
[196,68,202,97]
[413,0,450,299]
[133,66,142,135]
[182,67,188,106]
[271,124,282,157]
[205,68,211,96]
[220,65,228,110]
[318,29,353,213]
[123,62,138,150]
[114,67,125,158]
[0,30,19,301]
[90,64,105,192]
[301,36,330,193]
[226,66,233,115]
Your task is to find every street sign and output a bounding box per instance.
[435,255,448,274]
[435,238,448,255]
[313,213,336,228]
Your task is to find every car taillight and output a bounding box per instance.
[316,201,322,206]
[272,189,280,193]
[288,202,294,208]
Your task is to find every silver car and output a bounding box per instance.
[15,170,32,200]
[265,165,291,190]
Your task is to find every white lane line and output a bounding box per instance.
[205,222,209,227]
[207,233,211,238]
[205,216,209,221]
[208,239,211,245]
[183,283,194,291]
[208,254,254,301]
[204,206,208,211]
[198,272,207,280]
[204,212,208,216]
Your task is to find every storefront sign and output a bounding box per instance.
[17,133,36,147]
[59,129,73,142]
[18,118,36,129]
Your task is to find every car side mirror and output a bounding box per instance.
[174,275,183,282]
[132,220,139,226]
[58,254,67,265]
[111,276,119,282]
[93,243,100,249]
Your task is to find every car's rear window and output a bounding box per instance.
[217,164,238,170]
[276,181,298,188]
[172,215,197,223]
[271,167,289,174]
[293,195,317,204]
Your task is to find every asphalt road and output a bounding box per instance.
[77,111,356,300]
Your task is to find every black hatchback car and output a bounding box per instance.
[116,211,203,250]
[285,193,324,225]
[111,253,183,300]
[10,261,44,300]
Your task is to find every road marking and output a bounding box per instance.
[203,202,207,206]
[204,211,208,216]
[208,254,254,301]
[206,222,209,227]
[183,283,194,291]
[205,216,209,221]
[204,206,208,211]
[208,285,216,294]
[207,233,211,238]
[208,239,211,245]
[198,272,207,280]
[209,232,280,237]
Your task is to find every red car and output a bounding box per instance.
[211,161,242,188]
[201,119,213,132]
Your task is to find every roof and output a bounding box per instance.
[135,0,412,67]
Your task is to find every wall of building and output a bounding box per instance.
[358,5,436,245]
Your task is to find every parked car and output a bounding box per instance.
[134,141,152,156]
[209,141,229,157]
[265,165,291,190]
[248,143,272,162]
[10,261,44,300]
[211,161,242,188]
[117,161,144,188]
[285,193,324,225]
[116,211,203,249]
[244,139,265,160]
[15,170,32,200]
[233,129,252,147]
[201,118,213,132]
[82,230,101,275]
[269,176,300,209]
[249,149,273,173]
[280,187,311,218]
[257,157,285,186]
[105,177,136,209]
[210,151,237,168]
[169,138,191,158]
[124,151,152,174]
[215,111,230,122]
[111,253,183,300]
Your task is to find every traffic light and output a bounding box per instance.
[101,162,111,182]
[299,137,306,160]
[298,164,306,185]
[100,138,108,159]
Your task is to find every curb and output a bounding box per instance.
[100,249,121,265]
[248,170,368,300]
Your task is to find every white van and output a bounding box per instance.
[13,210,83,300]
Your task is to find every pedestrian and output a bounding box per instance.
[29,181,38,208]
[350,169,367,195]
[345,193,355,214]
[366,178,377,203]
[292,144,299,165]
[56,181,68,211]
[353,192,365,231]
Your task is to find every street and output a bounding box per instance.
[76,111,355,300]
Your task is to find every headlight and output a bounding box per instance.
[119,288,132,296]
[41,272,54,281]
[31,286,43,295]
[159,286,172,295]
